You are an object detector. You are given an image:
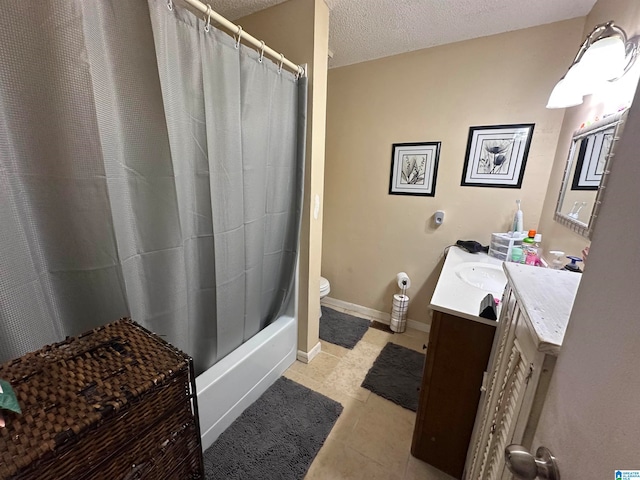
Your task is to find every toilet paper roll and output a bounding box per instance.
[393,294,409,304]
[396,272,411,290]
[392,304,408,312]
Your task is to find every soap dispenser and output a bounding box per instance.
[564,256,583,273]
[549,250,565,270]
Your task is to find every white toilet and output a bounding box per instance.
[319,277,331,317]
[319,276,331,300]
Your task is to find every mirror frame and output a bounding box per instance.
[554,109,628,238]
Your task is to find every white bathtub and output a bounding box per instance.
[195,314,297,451]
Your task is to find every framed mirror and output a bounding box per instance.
[554,109,628,238]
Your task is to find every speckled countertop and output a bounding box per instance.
[503,262,581,355]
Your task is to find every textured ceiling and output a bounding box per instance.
[210,0,597,68]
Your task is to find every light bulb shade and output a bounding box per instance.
[546,77,584,109]
[579,35,626,80]
[564,61,606,95]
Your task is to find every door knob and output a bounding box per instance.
[505,444,560,480]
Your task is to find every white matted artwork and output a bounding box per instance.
[389,142,441,196]
[461,124,534,188]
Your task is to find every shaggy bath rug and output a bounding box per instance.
[361,342,425,411]
[319,306,370,349]
[203,376,343,480]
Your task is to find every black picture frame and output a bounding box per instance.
[460,124,535,189]
[388,142,441,197]
[570,127,614,191]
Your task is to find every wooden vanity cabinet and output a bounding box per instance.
[411,310,496,479]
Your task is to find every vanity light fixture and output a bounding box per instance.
[546,76,584,109]
[546,21,639,109]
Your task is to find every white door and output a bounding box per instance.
[519,88,640,479]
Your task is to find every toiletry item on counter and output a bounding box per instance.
[522,230,541,266]
[510,246,524,263]
[456,240,488,254]
[522,230,535,245]
[549,250,565,270]
[512,199,524,233]
[530,234,542,266]
[479,293,498,320]
[564,256,583,273]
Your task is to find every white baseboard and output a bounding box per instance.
[321,297,430,334]
[297,341,321,364]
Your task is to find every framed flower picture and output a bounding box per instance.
[460,124,535,188]
[389,142,441,197]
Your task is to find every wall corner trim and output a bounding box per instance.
[297,341,322,363]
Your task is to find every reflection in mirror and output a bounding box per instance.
[554,110,628,238]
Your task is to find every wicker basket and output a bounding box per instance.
[0,319,204,480]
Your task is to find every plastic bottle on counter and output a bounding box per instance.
[529,234,542,266]
[549,250,565,270]
[522,230,539,265]
[564,256,583,273]
[512,199,524,234]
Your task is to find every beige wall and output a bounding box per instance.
[322,19,584,324]
[537,0,640,260]
[238,0,330,354]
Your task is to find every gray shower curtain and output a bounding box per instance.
[0,0,306,374]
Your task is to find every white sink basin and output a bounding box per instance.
[454,263,506,294]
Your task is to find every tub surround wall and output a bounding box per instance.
[322,19,584,326]
[238,0,330,360]
[537,0,640,260]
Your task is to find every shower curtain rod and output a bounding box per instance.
[178,0,306,77]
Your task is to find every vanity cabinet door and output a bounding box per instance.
[411,311,496,479]
[465,290,543,480]
[483,335,535,480]
[465,287,519,479]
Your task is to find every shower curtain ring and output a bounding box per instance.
[258,41,265,63]
[204,4,212,33]
[167,0,173,11]
[278,53,284,74]
[235,26,243,49]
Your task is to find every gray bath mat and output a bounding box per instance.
[203,376,343,480]
[361,342,424,411]
[319,306,370,349]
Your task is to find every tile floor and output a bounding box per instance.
[284,306,456,480]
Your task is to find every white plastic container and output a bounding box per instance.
[488,233,524,261]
